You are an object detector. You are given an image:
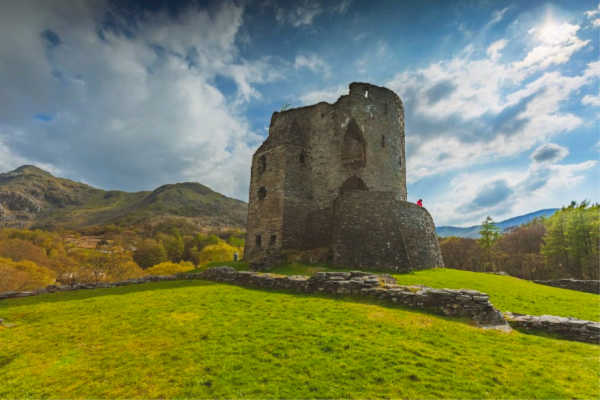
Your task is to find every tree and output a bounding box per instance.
[439,237,481,271]
[478,216,501,272]
[542,201,599,279]
[495,219,546,279]
[82,249,141,283]
[161,232,184,262]
[133,239,167,269]
[0,258,56,291]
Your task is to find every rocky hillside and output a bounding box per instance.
[0,165,247,230]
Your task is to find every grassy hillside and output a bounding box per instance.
[1,280,598,399]
[0,165,247,230]
[267,264,600,321]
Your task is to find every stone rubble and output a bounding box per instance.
[504,312,600,344]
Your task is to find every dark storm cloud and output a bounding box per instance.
[531,143,569,163]
[41,30,61,48]
[520,168,551,192]
[459,179,513,212]
[425,80,456,104]
[489,90,539,136]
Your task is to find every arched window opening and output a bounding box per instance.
[339,176,368,195]
[381,135,386,148]
[299,151,306,165]
[255,234,262,248]
[398,156,402,168]
[342,119,366,168]
[258,187,267,200]
[258,155,266,174]
[269,235,277,246]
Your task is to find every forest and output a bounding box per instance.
[0,201,597,292]
[441,201,599,280]
[0,222,244,292]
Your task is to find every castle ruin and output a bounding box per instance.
[244,82,443,272]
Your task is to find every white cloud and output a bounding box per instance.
[333,0,352,14]
[486,7,510,28]
[294,54,331,77]
[386,13,595,185]
[582,94,600,106]
[0,0,278,199]
[0,133,60,176]
[430,159,597,226]
[299,85,348,105]
[512,22,589,77]
[584,3,600,19]
[486,39,507,61]
[275,1,323,27]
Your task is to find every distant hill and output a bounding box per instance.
[436,209,559,238]
[0,165,247,231]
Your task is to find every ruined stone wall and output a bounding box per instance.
[331,192,444,272]
[533,279,600,294]
[244,145,287,265]
[245,83,409,266]
[259,83,406,211]
[504,312,600,344]
[4,267,599,343]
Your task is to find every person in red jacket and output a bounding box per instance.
[417,198,423,207]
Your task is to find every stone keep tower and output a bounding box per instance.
[244,82,443,272]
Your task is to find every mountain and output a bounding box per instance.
[0,165,247,231]
[436,209,559,238]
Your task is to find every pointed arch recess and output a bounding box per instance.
[342,119,366,168]
[339,176,368,194]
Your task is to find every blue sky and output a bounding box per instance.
[0,0,598,226]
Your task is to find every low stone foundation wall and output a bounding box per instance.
[0,275,181,299]
[504,312,600,344]
[3,267,600,344]
[198,267,507,328]
[534,279,600,294]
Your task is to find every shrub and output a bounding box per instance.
[194,240,241,266]
[145,261,195,276]
[0,257,56,292]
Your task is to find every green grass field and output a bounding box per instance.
[266,264,600,321]
[1,280,599,398]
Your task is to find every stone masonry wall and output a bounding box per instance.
[533,279,600,294]
[199,267,505,328]
[504,312,600,344]
[332,192,444,272]
[244,82,413,268]
[2,267,600,344]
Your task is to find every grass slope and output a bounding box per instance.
[393,268,600,321]
[1,280,598,398]
[267,264,600,321]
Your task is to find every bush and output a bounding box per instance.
[0,257,56,292]
[133,239,168,269]
[194,240,241,266]
[145,261,195,276]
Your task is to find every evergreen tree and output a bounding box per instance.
[478,216,500,272]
